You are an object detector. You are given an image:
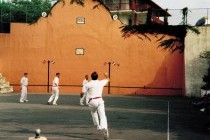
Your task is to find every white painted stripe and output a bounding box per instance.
[0,136,125,140]
[0,136,82,139]
[109,139,125,140]
[0,136,124,140]
[45,137,82,139]
[167,101,170,140]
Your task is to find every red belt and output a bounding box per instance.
[88,97,101,103]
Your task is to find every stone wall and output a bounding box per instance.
[185,27,210,97]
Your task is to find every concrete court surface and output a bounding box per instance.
[0,93,210,140]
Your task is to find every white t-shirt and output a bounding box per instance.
[52,77,59,87]
[82,79,108,98]
[20,76,28,86]
[82,79,88,86]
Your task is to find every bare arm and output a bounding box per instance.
[104,72,110,81]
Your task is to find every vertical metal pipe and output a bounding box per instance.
[47,61,50,93]
[108,62,111,94]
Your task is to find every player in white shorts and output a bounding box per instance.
[82,71,109,140]
[47,73,60,105]
[20,73,29,103]
[80,74,89,105]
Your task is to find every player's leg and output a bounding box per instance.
[48,88,56,104]
[52,88,59,105]
[20,86,26,102]
[24,87,28,102]
[80,92,84,105]
[97,100,108,129]
[80,92,87,105]
[97,99,109,139]
[89,102,100,128]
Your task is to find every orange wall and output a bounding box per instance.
[0,0,184,95]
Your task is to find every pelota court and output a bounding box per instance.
[0,93,209,140]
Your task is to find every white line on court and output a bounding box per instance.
[109,139,125,140]
[0,136,125,140]
[167,101,170,140]
[0,136,83,139]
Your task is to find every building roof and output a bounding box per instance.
[148,0,171,16]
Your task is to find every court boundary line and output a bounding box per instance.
[0,136,83,139]
[167,101,170,140]
[0,135,125,140]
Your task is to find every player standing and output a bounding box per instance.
[20,73,29,103]
[47,73,60,105]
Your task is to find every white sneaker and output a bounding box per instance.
[24,100,29,102]
[19,101,24,103]
[80,103,84,105]
[100,128,109,140]
[52,103,58,105]
[97,125,101,131]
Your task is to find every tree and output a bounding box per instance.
[0,0,52,24]
[200,52,210,90]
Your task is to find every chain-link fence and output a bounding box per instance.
[166,8,210,25]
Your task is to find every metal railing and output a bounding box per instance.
[102,3,210,26]
[11,84,182,95]
[104,3,153,12]
[167,8,210,25]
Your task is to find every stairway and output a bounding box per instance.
[0,73,13,93]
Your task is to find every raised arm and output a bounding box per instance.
[104,72,110,81]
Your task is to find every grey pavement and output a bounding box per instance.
[0,93,209,140]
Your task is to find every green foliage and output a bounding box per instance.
[158,38,183,53]
[201,67,210,90]
[70,0,84,6]
[0,2,13,23]
[0,0,52,24]
[200,52,210,89]
[121,24,200,53]
[200,51,210,59]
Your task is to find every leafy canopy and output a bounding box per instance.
[0,0,51,24]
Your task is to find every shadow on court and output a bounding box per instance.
[0,93,209,140]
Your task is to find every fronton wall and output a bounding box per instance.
[0,0,184,95]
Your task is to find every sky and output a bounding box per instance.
[152,0,210,25]
[152,0,210,9]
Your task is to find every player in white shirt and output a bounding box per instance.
[80,75,89,105]
[82,72,109,140]
[20,73,29,103]
[47,73,60,105]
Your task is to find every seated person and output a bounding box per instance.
[28,129,47,140]
[193,93,210,112]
